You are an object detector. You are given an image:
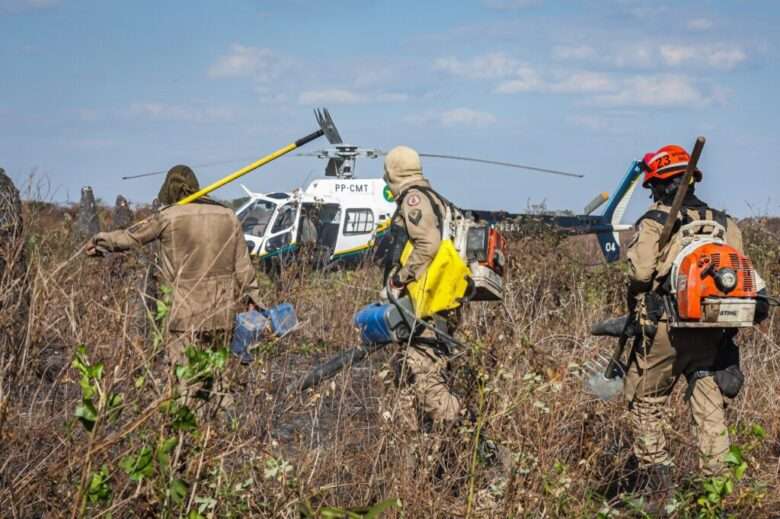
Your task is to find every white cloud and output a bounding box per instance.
[437,47,734,109]
[496,69,615,95]
[208,44,287,81]
[612,43,658,68]
[547,72,616,93]
[688,18,714,31]
[553,45,596,61]
[659,45,698,66]
[351,62,408,88]
[497,68,724,109]
[297,89,408,105]
[625,5,668,20]
[482,0,540,9]
[434,52,521,79]
[552,41,747,71]
[406,108,497,128]
[494,66,544,93]
[592,75,711,107]
[298,89,363,105]
[128,102,234,123]
[440,108,497,127]
[660,44,746,69]
[0,0,59,12]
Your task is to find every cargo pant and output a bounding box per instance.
[623,321,729,476]
[169,330,233,410]
[392,330,462,432]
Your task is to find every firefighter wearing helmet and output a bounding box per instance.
[382,146,463,433]
[623,144,767,506]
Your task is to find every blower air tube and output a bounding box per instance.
[290,342,387,393]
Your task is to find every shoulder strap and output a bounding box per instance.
[680,203,729,229]
[635,209,668,227]
[397,185,446,233]
[710,208,729,228]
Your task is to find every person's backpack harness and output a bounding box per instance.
[662,214,761,329]
[387,186,507,317]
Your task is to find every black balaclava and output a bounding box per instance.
[649,175,703,207]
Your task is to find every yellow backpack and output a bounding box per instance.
[400,239,471,318]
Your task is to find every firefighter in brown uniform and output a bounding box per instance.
[86,165,263,372]
[624,145,767,503]
[382,146,462,431]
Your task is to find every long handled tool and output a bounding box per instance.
[585,137,706,399]
[122,109,339,200]
[176,129,325,205]
[657,137,705,248]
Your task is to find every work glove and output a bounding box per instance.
[388,272,404,290]
[380,271,404,302]
[755,288,770,324]
[85,235,109,257]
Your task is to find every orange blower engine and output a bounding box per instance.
[668,221,759,328]
[459,223,507,301]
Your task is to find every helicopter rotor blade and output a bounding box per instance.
[315,108,343,145]
[417,153,583,178]
[121,170,166,180]
[121,155,265,181]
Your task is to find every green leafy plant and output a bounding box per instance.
[86,465,112,504]
[691,427,764,519]
[175,346,229,387]
[155,284,173,322]
[72,345,124,431]
[119,445,155,482]
[70,345,124,515]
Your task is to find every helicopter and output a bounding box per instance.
[234,109,642,269]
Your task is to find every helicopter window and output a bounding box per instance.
[239,200,275,236]
[344,208,374,235]
[272,203,298,233]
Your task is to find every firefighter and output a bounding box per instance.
[624,144,762,502]
[85,165,263,376]
[382,146,462,432]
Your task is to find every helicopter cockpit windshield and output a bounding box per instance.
[239,199,275,236]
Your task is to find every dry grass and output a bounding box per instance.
[0,201,779,518]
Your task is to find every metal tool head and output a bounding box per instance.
[581,353,626,401]
[315,108,343,145]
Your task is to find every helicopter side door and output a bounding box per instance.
[264,200,302,256]
[333,205,376,259]
[237,197,278,255]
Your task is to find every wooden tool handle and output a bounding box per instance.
[658,137,706,249]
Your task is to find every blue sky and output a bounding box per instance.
[1,0,777,219]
